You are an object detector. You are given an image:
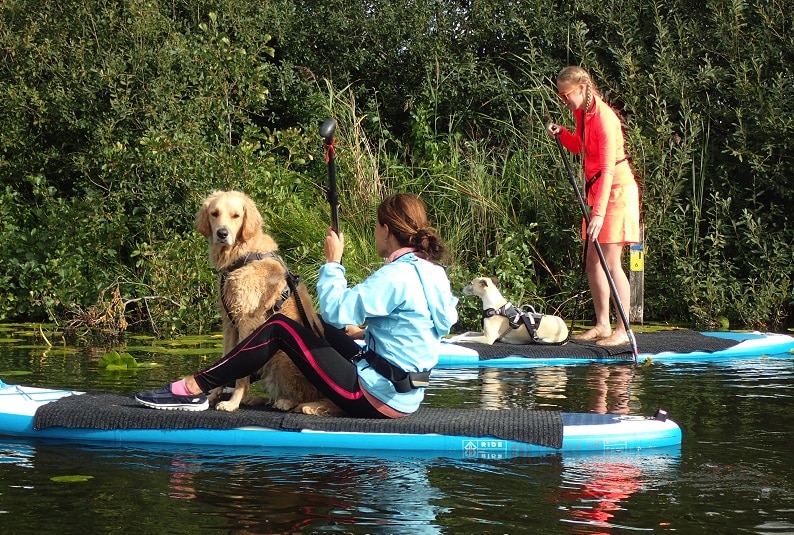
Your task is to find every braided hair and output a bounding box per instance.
[558,65,598,112]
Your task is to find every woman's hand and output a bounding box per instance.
[587,215,604,242]
[324,228,344,263]
[344,325,365,339]
[546,123,561,136]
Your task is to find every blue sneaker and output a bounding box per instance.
[135,385,209,411]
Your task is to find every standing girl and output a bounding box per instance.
[546,66,640,347]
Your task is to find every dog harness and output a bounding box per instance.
[483,303,564,345]
[219,251,309,328]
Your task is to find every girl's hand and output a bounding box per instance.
[324,228,344,263]
[547,123,561,136]
[587,215,604,242]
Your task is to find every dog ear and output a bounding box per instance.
[241,194,264,241]
[489,277,498,287]
[195,191,221,238]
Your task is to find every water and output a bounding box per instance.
[1,326,793,534]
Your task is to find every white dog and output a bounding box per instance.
[450,277,568,345]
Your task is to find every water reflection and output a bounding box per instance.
[479,366,570,410]
[561,461,644,532]
[0,438,35,468]
[0,436,681,534]
[557,453,680,533]
[460,364,640,415]
[182,454,446,533]
[586,363,638,415]
[0,439,450,534]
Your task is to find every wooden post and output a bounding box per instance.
[629,224,644,324]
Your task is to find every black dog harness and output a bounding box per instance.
[219,251,306,327]
[483,302,564,345]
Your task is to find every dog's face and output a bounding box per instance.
[462,277,498,297]
[195,190,263,246]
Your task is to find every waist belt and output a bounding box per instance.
[585,158,632,196]
[355,350,431,393]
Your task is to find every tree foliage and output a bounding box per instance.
[1,0,791,339]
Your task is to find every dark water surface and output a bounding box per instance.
[1,325,793,534]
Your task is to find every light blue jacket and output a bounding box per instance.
[317,253,459,413]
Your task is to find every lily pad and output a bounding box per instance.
[51,475,94,483]
[124,345,220,356]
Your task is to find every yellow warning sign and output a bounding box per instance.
[630,244,644,271]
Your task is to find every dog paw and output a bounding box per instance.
[214,400,241,412]
[272,398,298,412]
[448,331,485,343]
[242,395,269,406]
[297,401,339,416]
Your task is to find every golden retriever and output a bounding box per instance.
[195,190,339,416]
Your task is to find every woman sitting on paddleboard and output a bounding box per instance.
[136,193,459,418]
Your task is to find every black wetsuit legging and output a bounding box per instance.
[193,314,388,418]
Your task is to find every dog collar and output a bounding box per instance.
[223,251,279,273]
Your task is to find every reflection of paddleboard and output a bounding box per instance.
[440,330,794,367]
[0,382,681,459]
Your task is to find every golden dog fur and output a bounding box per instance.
[195,190,339,416]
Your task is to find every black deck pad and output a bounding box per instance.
[33,393,564,448]
[454,329,739,361]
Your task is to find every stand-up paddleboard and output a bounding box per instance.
[0,382,680,459]
[440,330,794,368]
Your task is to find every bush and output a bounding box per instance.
[1,0,791,337]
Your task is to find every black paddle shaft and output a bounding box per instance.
[320,118,339,234]
[553,134,639,361]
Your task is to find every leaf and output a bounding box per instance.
[51,475,94,483]
[98,350,139,369]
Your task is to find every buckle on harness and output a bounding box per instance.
[357,350,431,393]
[408,372,430,389]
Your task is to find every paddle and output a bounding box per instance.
[551,133,639,362]
[319,118,339,234]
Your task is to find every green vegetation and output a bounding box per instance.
[98,350,162,370]
[1,0,791,342]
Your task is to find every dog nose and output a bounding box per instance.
[216,228,228,240]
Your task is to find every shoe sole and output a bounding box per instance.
[135,397,209,411]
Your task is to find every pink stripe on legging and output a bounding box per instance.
[203,319,362,400]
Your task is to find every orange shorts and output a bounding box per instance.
[582,181,640,244]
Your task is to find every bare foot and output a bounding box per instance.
[573,327,611,341]
[596,333,630,346]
